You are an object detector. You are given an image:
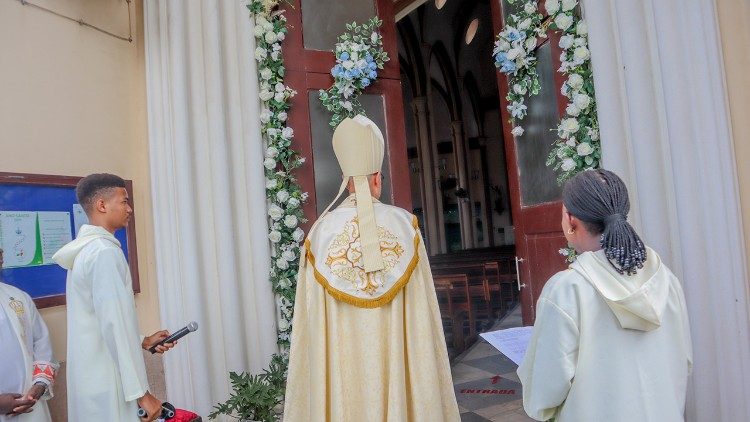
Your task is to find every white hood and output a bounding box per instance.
[52,224,120,270]
[571,247,669,331]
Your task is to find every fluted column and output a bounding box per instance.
[412,97,441,255]
[451,120,474,249]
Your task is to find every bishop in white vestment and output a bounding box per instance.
[283,116,460,421]
[0,280,57,422]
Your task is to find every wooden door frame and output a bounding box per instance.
[281,0,412,229]
[489,1,570,324]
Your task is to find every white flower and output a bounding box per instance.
[566,103,581,116]
[301,192,309,201]
[371,32,378,43]
[276,258,289,270]
[573,46,590,62]
[271,51,280,61]
[506,48,523,60]
[274,82,284,92]
[561,83,570,97]
[282,249,296,262]
[524,2,537,14]
[497,39,511,51]
[554,14,574,31]
[284,214,298,229]
[562,0,577,12]
[274,92,285,102]
[511,126,525,136]
[566,138,577,147]
[342,101,353,111]
[268,230,282,243]
[573,93,591,109]
[508,101,527,118]
[278,318,289,331]
[292,227,305,242]
[266,146,279,158]
[254,25,265,38]
[588,127,600,141]
[255,16,269,31]
[260,108,272,123]
[576,142,594,156]
[342,60,354,70]
[524,37,537,51]
[266,178,277,189]
[559,117,580,136]
[561,158,577,171]
[255,47,268,61]
[559,248,570,256]
[282,127,294,139]
[277,32,286,41]
[288,197,300,208]
[574,37,586,47]
[267,128,279,138]
[264,31,277,44]
[567,73,584,90]
[576,21,588,36]
[259,89,274,101]
[260,68,273,80]
[278,278,291,289]
[518,18,532,31]
[278,111,288,121]
[559,34,575,49]
[268,203,284,221]
[545,0,560,14]
[264,157,276,170]
[513,84,526,95]
[276,190,290,202]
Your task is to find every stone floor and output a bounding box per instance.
[451,305,535,422]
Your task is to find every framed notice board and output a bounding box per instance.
[0,172,140,308]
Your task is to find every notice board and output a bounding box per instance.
[0,172,139,308]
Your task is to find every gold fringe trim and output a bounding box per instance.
[305,217,421,309]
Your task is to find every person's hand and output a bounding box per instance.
[25,384,46,401]
[141,330,176,354]
[137,391,162,422]
[0,393,35,415]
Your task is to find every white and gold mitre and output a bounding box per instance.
[306,199,421,308]
[319,115,386,273]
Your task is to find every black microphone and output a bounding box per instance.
[149,321,198,354]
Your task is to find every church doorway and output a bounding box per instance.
[395,0,570,356]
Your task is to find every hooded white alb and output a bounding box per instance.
[518,247,692,421]
[52,224,149,421]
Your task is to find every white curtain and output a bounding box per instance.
[585,0,750,420]
[144,0,278,417]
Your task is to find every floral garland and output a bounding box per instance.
[251,0,305,354]
[543,0,601,183]
[319,17,389,127]
[492,0,546,136]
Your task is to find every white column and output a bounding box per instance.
[144,0,278,417]
[451,120,474,249]
[412,96,441,255]
[586,0,750,420]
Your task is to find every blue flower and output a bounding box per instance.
[352,68,362,77]
[365,54,373,62]
[496,52,507,63]
[500,60,517,73]
[340,52,350,61]
[344,70,353,79]
[361,78,371,87]
[368,61,377,70]
[507,30,521,41]
[369,70,377,79]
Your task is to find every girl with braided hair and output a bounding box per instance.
[517,169,692,422]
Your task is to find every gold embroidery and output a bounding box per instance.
[9,296,24,318]
[325,218,404,296]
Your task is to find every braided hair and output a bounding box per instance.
[562,169,647,275]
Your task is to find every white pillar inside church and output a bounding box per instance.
[412,96,441,255]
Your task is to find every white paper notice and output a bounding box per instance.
[38,212,72,264]
[72,204,89,237]
[480,326,534,366]
[0,211,39,268]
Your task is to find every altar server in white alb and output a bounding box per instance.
[518,169,692,421]
[0,248,58,422]
[283,115,460,421]
[52,174,175,422]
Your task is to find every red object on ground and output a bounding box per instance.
[171,408,201,421]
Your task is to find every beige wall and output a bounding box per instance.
[0,0,160,362]
[717,0,750,285]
